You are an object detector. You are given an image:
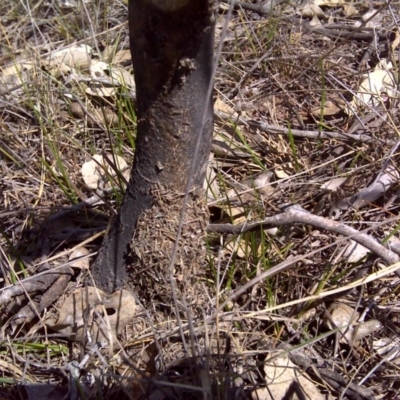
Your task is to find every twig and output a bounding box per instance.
[247,120,377,143]
[309,24,394,42]
[220,0,283,15]
[208,205,400,267]
[0,266,74,308]
[289,351,376,400]
[216,111,382,144]
[10,268,73,329]
[220,0,393,43]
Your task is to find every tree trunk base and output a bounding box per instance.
[127,184,210,314]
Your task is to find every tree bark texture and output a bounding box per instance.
[92,0,216,294]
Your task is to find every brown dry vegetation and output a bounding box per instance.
[1,0,400,399]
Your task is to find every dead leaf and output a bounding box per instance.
[45,62,79,80]
[81,153,130,190]
[310,14,322,26]
[103,46,132,64]
[321,177,347,191]
[215,97,235,116]
[325,303,359,343]
[325,304,379,344]
[356,9,382,28]
[225,234,251,258]
[343,4,358,17]
[226,171,276,204]
[46,287,136,342]
[252,352,325,400]
[343,240,370,263]
[223,206,247,224]
[346,60,396,114]
[353,320,381,342]
[301,3,326,19]
[390,28,400,53]
[69,247,90,269]
[275,162,296,179]
[314,0,344,6]
[46,44,92,71]
[108,66,136,88]
[0,61,36,86]
[86,60,136,97]
[311,100,343,116]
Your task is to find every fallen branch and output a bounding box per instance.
[333,165,399,212]
[310,24,393,42]
[220,0,283,15]
[0,267,73,307]
[247,120,376,143]
[9,268,73,331]
[220,0,391,43]
[0,266,74,331]
[215,111,383,144]
[289,350,376,400]
[208,205,400,267]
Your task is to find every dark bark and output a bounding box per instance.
[92,0,216,293]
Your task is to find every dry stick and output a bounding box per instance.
[0,247,95,299]
[220,0,283,15]
[10,268,73,327]
[216,111,386,144]
[221,0,393,42]
[309,23,395,42]
[246,120,377,143]
[208,205,400,267]
[289,351,376,400]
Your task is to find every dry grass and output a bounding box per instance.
[1,0,400,398]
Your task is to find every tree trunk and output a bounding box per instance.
[92,0,216,298]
